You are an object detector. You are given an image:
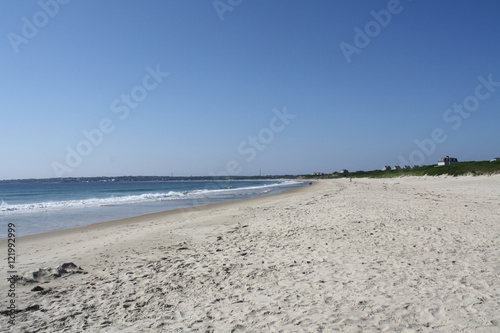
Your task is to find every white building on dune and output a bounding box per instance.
[438,156,458,166]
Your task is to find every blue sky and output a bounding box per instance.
[1,0,499,179]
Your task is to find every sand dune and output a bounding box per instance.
[1,175,499,332]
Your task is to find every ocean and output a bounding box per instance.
[0,180,305,238]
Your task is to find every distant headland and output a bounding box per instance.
[2,160,499,183]
[0,175,299,184]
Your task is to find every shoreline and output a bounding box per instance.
[0,181,317,275]
[0,180,307,240]
[9,181,314,243]
[2,176,499,332]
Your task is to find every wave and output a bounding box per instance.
[0,181,302,216]
[0,191,183,215]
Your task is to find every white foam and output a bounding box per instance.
[0,181,302,216]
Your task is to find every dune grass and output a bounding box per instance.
[305,160,500,179]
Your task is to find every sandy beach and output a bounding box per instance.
[1,175,499,332]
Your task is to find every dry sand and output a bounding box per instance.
[1,175,499,332]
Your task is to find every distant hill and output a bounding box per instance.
[0,175,299,184]
[3,160,499,183]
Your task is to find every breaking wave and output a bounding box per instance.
[0,181,301,216]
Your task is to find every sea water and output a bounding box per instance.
[0,180,305,238]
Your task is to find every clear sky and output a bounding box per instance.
[1,0,499,179]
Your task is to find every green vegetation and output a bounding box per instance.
[304,160,500,179]
[2,161,499,183]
